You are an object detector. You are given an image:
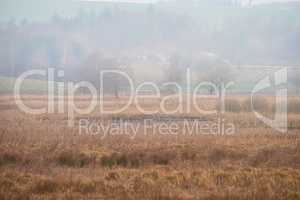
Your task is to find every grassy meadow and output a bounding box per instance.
[0,95,300,200]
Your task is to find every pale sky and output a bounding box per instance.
[253,0,300,3]
[78,0,300,3]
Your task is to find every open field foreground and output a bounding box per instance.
[1,95,300,200]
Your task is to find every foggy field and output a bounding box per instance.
[1,0,300,199]
[1,95,300,200]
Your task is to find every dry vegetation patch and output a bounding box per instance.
[1,95,300,199]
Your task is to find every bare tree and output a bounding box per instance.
[197,55,235,95]
[163,53,191,93]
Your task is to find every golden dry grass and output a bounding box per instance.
[0,95,300,200]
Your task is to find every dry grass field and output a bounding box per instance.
[0,95,300,200]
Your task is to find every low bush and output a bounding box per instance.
[56,150,93,167]
[0,151,21,166]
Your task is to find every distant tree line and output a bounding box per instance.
[0,1,300,93]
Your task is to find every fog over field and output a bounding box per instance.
[1,0,300,94]
[0,1,300,200]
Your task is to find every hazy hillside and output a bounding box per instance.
[0,0,300,93]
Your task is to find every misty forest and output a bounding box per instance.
[1,0,300,95]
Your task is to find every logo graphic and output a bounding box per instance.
[13,67,288,135]
[251,68,287,133]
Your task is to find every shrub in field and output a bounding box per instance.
[101,153,129,168]
[56,150,93,167]
[0,150,21,166]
